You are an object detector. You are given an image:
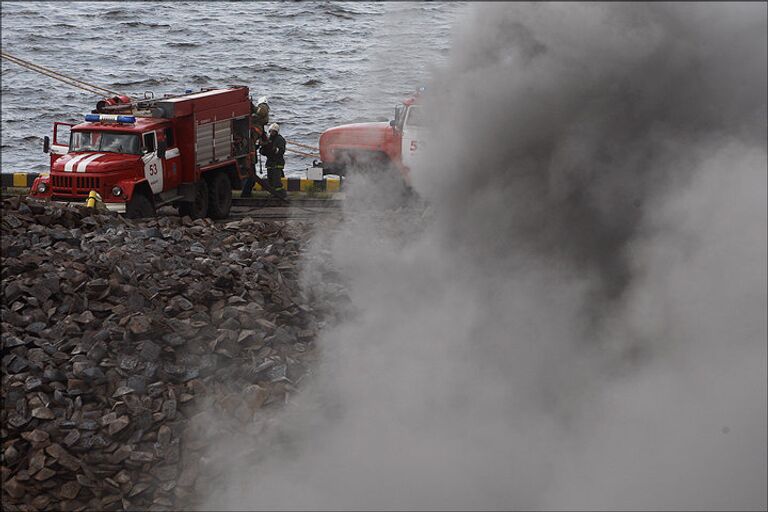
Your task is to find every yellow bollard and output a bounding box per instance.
[86,190,102,208]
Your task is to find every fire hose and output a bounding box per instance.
[285,140,320,158]
[285,147,320,158]
[286,140,319,151]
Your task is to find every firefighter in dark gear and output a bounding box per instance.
[251,96,270,144]
[241,96,271,198]
[260,123,286,198]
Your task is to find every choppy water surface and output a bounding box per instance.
[1,1,462,176]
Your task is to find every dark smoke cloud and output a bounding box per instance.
[205,3,766,510]
[422,2,766,301]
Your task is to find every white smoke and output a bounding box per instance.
[205,3,767,510]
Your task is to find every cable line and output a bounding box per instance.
[1,51,124,98]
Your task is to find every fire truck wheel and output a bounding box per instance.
[125,192,156,219]
[179,180,209,219]
[207,172,232,219]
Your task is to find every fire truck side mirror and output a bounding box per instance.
[43,136,50,154]
[157,140,167,159]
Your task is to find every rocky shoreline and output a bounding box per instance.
[1,196,348,511]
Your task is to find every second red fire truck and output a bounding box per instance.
[317,88,426,186]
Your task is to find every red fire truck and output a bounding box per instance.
[29,86,263,219]
[317,88,425,185]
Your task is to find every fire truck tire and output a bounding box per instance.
[125,192,155,219]
[207,172,232,219]
[179,181,209,219]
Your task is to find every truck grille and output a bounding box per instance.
[51,174,102,196]
[75,176,101,193]
[51,174,73,193]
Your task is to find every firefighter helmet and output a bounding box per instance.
[268,123,279,133]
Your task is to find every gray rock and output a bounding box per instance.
[139,341,162,361]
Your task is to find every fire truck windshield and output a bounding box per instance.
[405,106,424,127]
[70,131,140,155]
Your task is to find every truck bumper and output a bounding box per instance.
[49,199,126,214]
[104,203,126,213]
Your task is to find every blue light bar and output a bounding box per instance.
[84,114,136,123]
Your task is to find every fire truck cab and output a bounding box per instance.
[30,86,257,219]
[317,88,426,185]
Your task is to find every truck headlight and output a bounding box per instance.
[111,186,123,197]
[37,182,48,193]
